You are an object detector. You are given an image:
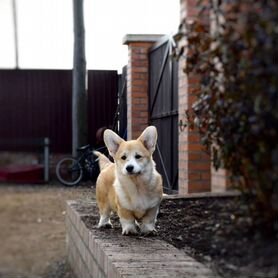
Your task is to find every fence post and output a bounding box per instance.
[44,137,50,183]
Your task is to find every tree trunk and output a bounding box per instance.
[72,0,87,157]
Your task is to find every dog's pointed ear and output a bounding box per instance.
[137,126,158,154]
[104,129,124,157]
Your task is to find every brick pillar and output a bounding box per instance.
[211,167,231,192]
[209,2,231,193]
[123,35,163,139]
[178,0,211,194]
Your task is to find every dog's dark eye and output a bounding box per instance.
[135,154,142,159]
[121,155,127,160]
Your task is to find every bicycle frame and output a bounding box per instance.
[76,146,107,178]
[56,145,107,186]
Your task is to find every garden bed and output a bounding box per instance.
[75,195,277,278]
[67,200,217,278]
[157,196,277,278]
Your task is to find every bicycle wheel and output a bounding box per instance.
[56,157,83,186]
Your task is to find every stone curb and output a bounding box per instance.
[66,200,219,278]
[163,190,241,200]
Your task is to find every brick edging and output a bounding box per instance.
[163,190,241,200]
[66,200,219,278]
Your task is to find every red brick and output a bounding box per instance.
[201,172,211,180]
[131,42,153,48]
[132,73,148,80]
[132,84,148,91]
[187,144,208,152]
[130,53,148,61]
[188,183,211,193]
[188,133,202,143]
[131,61,148,67]
[132,92,147,98]
[131,49,149,56]
[132,67,148,73]
[188,153,203,161]
[188,172,201,180]
[188,161,211,171]
[133,98,148,105]
[132,79,148,86]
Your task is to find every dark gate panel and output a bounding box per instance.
[149,37,178,193]
[87,70,118,147]
[115,66,127,139]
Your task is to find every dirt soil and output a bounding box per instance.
[80,197,278,278]
[157,197,278,278]
[0,183,95,278]
[1,184,277,278]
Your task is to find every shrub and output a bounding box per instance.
[175,0,278,233]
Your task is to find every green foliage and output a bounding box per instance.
[176,0,278,233]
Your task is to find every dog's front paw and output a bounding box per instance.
[122,225,138,235]
[98,223,113,229]
[121,221,138,235]
[140,223,157,236]
[97,216,113,229]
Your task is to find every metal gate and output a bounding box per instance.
[149,37,179,193]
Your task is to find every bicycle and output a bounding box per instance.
[55,144,106,186]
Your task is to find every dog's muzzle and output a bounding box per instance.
[126,165,134,173]
[125,165,141,175]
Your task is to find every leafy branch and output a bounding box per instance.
[175,0,278,234]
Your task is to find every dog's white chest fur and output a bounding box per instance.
[114,178,160,213]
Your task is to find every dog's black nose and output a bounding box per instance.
[126,165,134,173]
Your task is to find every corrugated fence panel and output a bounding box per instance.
[87,70,118,147]
[0,69,72,153]
[0,69,118,153]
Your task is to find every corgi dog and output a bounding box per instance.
[94,126,163,235]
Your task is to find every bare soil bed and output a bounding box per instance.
[3,183,276,278]
[0,183,95,278]
[157,197,278,278]
[80,196,278,278]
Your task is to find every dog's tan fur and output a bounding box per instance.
[94,126,163,235]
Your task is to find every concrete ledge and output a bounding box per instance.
[66,200,218,278]
[123,34,164,45]
[163,190,241,200]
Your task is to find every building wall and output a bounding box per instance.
[123,0,229,194]
[178,0,212,193]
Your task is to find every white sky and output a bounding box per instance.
[0,0,180,72]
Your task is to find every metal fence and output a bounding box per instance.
[87,70,118,147]
[0,69,118,153]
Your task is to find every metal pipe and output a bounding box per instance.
[12,0,19,69]
[44,137,50,182]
